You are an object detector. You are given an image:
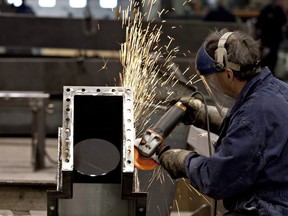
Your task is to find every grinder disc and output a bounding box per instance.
[134,146,159,170]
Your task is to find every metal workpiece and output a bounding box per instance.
[56,127,63,192]
[48,86,147,216]
[61,86,135,172]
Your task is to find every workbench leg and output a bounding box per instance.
[31,100,46,170]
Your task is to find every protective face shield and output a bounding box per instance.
[195,32,240,116]
[200,72,236,117]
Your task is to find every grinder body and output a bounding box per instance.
[135,101,187,170]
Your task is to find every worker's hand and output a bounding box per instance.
[170,94,223,134]
[180,96,203,111]
[169,95,204,125]
[181,96,224,134]
[180,96,204,125]
[158,149,192,179]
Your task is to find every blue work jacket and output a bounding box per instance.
[185,67,288,215]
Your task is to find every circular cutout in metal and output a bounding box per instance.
[74,138,120,177]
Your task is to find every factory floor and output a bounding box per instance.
[0,137,221,216]
[0,137,57,183]
[0,137,58,216]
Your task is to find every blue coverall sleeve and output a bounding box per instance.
[184,117,265,200]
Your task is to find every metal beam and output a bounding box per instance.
[0,57,122,94]
[0,15,125,50]
[0,15,249,53]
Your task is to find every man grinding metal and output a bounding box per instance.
[158,28,288,215]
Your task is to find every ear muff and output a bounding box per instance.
[215,32,233,68]
[215,62,225,72]
[214,32,241,71]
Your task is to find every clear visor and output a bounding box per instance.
[198,71,236,117]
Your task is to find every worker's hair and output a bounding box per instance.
[204,28,261,81]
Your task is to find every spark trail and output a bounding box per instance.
[119,0,188,135]
[119,0,206,214]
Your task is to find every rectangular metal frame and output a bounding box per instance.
[61,86,135,173]
[47,86,147,216]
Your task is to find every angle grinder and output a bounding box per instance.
[134,101,187,170]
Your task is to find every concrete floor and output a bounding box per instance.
[0,137,193,216]
[0,136,220,216]
[0,137,58,216]
[0,138,57,183]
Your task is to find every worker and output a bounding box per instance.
[158,28,288,215]
[203,0,237,23]
[15,0,35,15]
[255,0,287,75]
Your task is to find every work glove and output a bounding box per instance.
[180,96,203,125]
[158,148,192,179]
[169,94,203,125]
[176,95,224,134]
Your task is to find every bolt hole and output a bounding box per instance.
[66,108,70,112]
[66,98,70,102]
[81,88,85,92]
[65,159,69,163]
[127,160,131,164]
[49,206,55,211]
[66,118,70,121]
[97,89,101,92]
[66,88,70,92]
